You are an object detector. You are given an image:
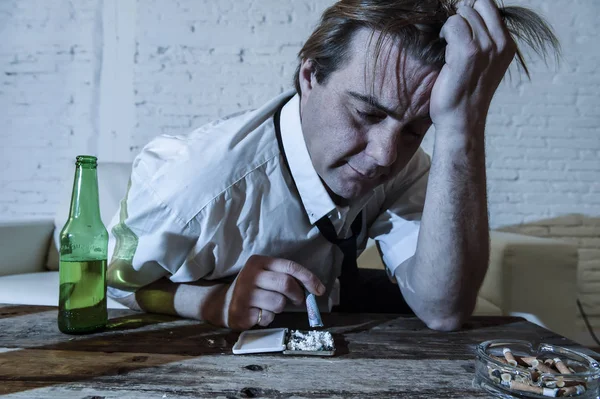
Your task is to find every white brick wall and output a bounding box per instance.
[1,0,599,228]
[1,0,101,219]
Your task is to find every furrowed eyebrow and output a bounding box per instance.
[347,91,397,117]
[347,91,431,124]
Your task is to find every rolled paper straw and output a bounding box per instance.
[305,290,323,328]
[503,348,518,366]
[553,358,571,375]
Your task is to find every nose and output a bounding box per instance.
[365,127,398,167]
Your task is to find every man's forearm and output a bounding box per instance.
[114,278,230,327]
[397,131,490,330]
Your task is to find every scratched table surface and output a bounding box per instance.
[0,304,596,399]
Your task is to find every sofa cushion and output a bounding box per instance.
[473,296,502,316]
[47,162,133,270]
[0,272,126,309]
[0,220,54,276]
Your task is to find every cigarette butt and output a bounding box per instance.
[509,381,558,397]
[516,357,532,367]
[545,378,567,389]
[563,380,586,387]
[520,356,538,367]
[543,387,559,397]
[553,358,571,374]
[489,369,502,379]
[542,387,559,397]
[488,368,502,383]
[545,380,557,388]
[521,357,558,375]
[510,381,537,393]
[521,356,539,366]
[515,375,529,384]
[545,358,556,367]
[537,363,559,375]
[491,354,509,364]
[503,348,518,366]
[558,385,586,396]
[501,373,513,384]
[531,370,540,382]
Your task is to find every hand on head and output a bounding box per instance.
[224,255,325,331]
[430,0,517,134]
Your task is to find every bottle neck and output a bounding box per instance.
[68,163,102,222]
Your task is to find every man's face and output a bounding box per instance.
[299,29,439,202]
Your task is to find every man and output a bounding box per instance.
[107,0,559,331]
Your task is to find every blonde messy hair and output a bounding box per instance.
[293,0,560,94]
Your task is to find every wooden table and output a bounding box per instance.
[0,304,595,398]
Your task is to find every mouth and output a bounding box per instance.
[347,163,379,180]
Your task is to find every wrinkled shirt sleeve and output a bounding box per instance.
[106,150,200,299]
[368,148,430,281]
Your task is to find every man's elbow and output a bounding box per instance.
[422,305,475,331]
[422,310,471,331]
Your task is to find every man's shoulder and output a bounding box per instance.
[131,94,294,224]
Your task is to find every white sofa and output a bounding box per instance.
[0,162,580,342]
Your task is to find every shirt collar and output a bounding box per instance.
[279,94,337,225]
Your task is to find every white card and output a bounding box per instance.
[232,328,287,355]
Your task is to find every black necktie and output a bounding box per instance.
[315,212,363,311]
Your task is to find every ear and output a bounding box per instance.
[299,59,318,114]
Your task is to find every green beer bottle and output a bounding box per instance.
[58,155,108,334]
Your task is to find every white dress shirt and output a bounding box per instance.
[107,90,430,303]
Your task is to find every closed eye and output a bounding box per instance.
[356,109,385,124]
[405,127,421,138]
[403,124,427,141]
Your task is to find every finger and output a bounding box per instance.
[248,289,289,314]
[257,309,275,327]
[456,5,493,51]
[262,258,326,296]
[440,14,477,68]
[255,270,304,305]
[472,0,511,45]
[440,14,473,45]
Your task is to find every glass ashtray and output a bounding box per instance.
[475,340,600,398]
